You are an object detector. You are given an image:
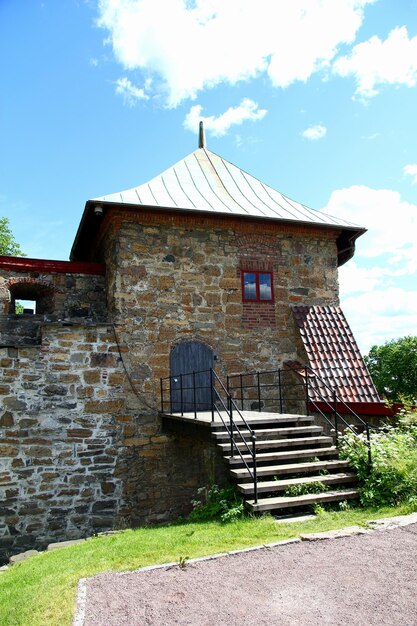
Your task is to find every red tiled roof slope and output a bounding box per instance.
[292,305,380,403]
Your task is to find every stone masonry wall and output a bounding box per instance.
[0,267,107,345]
[0,212,342,561]
[0,268,107,318]
[0,323,127,561]
[98,211,340,409]
[0,321,228,562]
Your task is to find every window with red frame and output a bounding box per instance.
[242,271,274,302]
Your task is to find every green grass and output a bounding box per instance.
[0,503,415,626]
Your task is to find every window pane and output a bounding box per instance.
[259,273,272,300]
[243,272,257,299]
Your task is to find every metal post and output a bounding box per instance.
[226,375,230,413]
[160,378,164,413]
[333,390,339,447]
[257,372,261,412]
[180,373,184,416]
[210,368,214,423]
[305,368,310,416]
[230,400,234,458]
[192,371,197,419]
[278,369,283,414]
[169,376,173,414]
[366,422,372,468]
[251,431,258,504]
[240,374,244,410]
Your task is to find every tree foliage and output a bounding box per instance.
[0,217,25,256]
[365,336,417,401]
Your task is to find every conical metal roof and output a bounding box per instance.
[93,147,359,230]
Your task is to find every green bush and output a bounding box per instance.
[283,481,328,498]
[189,485,245,523]
[340,409,417,507]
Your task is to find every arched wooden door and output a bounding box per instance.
[170,341,214,412]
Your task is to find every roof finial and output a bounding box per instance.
[198,120,206,149]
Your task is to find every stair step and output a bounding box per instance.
[226,446,338,466]
[237,472,357,495]
[218,436,333,453]
[230,459,351,480]
[213,425,323,441]
[246,489,360,512]
[211,413,315,429]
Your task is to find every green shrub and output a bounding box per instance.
[283,481,328,498]
[189,485,245,523]
[340,409,417,507]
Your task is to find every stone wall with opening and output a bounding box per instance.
[0,257,108,345]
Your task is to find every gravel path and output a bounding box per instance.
[79,524,417,626]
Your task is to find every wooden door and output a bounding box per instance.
[169,341,214,412]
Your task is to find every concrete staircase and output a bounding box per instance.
[211,413,359,514]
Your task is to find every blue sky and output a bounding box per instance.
[1,0,416,353]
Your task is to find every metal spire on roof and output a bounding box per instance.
[198,120,206,149]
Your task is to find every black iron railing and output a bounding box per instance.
[226,368,306,414]
[160,368,258,503]
[228,363,374,467]
[160,363,376,484]
[285,363,373,467]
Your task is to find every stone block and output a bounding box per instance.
[123,437,150,446]
[0,445,18,457]
[83,370,100,384]
[9,550,39,565]
[44,384,67,396]
[3,397,27,411]
[0,412,14,427]
[90,353,117,368]
[76,386,94,399]
[66,428,93,439]
[85,399,123,414]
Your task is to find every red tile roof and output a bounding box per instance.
[292,305,380,403]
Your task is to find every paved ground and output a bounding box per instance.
[78,523,417,626]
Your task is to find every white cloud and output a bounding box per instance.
[404,164,417,184]
[333,26,417,99]
[301,124,327,140]
[321,185,417,352]
[338,262,386,297]
[183,99,267,137]
[342,288,417,353]
[97,0,373,107]
[114,77,149,105]
[322,185,417,263]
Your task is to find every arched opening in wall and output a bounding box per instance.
[170,341,215,412]
[8,282,54,315]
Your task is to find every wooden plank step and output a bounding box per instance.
[230,459,350,480]
[237,472,357,495]
[218,436,333,453]
[211,414,315,429]
[227,446,338,466]
[212,425,323,440]
[246,489,360,512]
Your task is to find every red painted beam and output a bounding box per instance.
[0,256,105,276]
[310,401,400,417]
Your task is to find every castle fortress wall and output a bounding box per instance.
[0,321,225,561]
[0,214,342,560]
[101,212,340,394]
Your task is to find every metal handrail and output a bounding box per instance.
[160,368,258,503]
[226,364,374,468]
[286,363,373,468]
